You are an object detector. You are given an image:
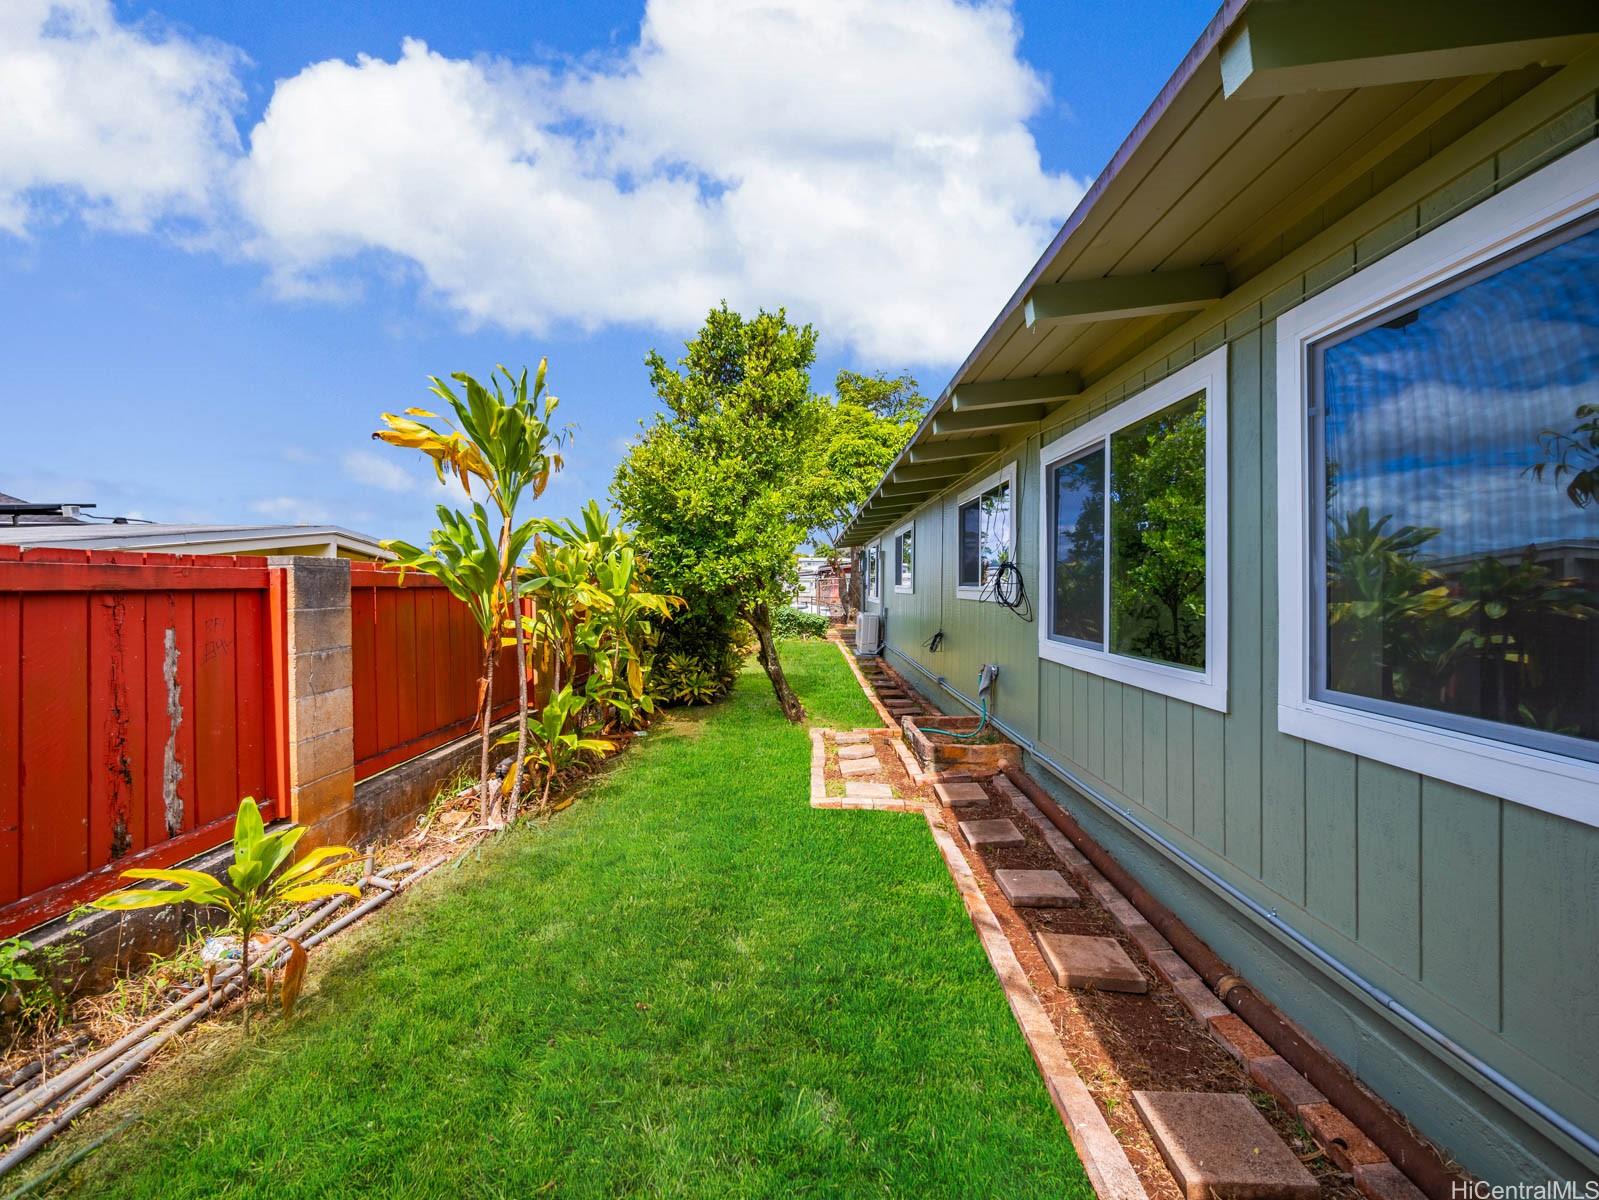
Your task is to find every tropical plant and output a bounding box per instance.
[499,685,614,810]
[654,654,723,705]
[0,937,49,1027]
[613,304,827,722]
[383,505,534,822]
[376,362,568,821]
[91,800,358,1030]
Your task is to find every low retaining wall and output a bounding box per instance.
[23,723,510,1001]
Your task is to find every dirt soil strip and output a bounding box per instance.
[922,807,1148,1200]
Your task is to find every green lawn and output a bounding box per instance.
[43,640,1088,1198]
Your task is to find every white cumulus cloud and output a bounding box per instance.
[0,0,242,236]
[7,0,1086,365]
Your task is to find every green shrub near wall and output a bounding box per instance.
[774,607,829,639]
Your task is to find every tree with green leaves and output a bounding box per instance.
[807,370,923,621]
[613,304,823,722]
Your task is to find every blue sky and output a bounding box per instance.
[1,0,1216,544]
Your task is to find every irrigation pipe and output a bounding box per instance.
[0,860,445,1178]
[0,895,349,1135]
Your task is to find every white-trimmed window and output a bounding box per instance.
[1036,346,1229,710]
[955,463,1016,600]
[892,521,914,593]
[1276,140,1599,826]
[862,542,881,604]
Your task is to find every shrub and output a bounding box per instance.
[773,606,828,640]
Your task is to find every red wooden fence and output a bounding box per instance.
[349,563,530,782]
[0,548,286,937]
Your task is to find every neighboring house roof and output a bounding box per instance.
[0,491,91,525]
[842,1,1599,544]
[0,522,394,560]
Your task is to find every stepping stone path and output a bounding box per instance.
[844,781,894,800]
[1132,1091,1318,1200]
[839,756,880,777]
[994,868,1080,908]
[1035,932,1147,993]
[934,780,987,808]
[836,744,876,760]
[958,818,1026,848]
[832,732,872,744]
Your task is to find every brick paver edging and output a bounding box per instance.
[994,774,1427,1200]
[921,807,1148,1200]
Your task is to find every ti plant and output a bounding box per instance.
[499,685,614,811]
[383,505,535,823]
[92,800,358,1031]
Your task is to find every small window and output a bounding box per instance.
[956,465,1015,598]
[862,543,880,604]
[893,523,914,593]
[1037,346,1228,709]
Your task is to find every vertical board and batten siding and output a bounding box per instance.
[874,79,1599,1181]
[0,548,284,937]
[349,564,527,781]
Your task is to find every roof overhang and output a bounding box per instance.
[839,0,1599,545]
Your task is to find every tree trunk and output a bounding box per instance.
[747,602,805,722]
[508,595,528,821]
[479,643,496,824]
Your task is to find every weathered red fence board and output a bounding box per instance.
[0,549,284,937]
[349,564,532,782]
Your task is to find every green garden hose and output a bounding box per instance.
[921,695,989,740]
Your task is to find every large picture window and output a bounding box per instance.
[1314,220,1599,761]
[1276,140,1599,823]
[1037,347,1229,709]
[956,464,1015,599]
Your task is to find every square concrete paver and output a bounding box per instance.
[994,868,1080,908]
[831,732,872,745]
[844,781,894,800]
[836,744,876,760]
[1035,932,1147,993]
[934,781,987,808]
[839,756,880,776]
[1132,1091,1318,1200]
[958,818,1025,848]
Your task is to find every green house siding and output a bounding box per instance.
[873,77,1599,1184]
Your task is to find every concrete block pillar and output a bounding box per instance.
[269,556,357,846]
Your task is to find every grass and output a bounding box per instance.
[40,641,1089,1198]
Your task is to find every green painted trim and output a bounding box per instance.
[1219,0,1599,100]
[1023,265,1228,328]
[892,461,967,484]
[951,373,1083,410]
[932,405,1049,435]
[907,436,1005,462]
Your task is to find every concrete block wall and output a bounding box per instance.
[271,556,358,848]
